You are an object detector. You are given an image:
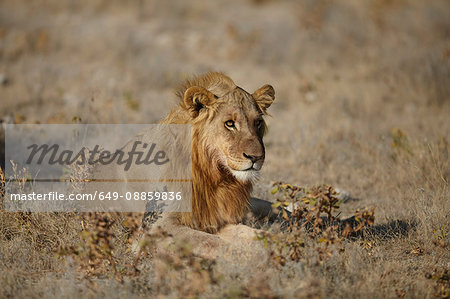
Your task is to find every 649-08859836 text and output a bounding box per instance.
[97,191,183,201]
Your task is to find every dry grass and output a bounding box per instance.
[0,0,449,298]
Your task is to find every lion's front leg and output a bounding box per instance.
[140,214,269,267]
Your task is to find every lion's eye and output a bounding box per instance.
[255,119,263,128]
[225,120,235,129]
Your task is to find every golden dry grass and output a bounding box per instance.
[0,0,449,298]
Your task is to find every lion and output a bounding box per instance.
[84,72,279,263]
[141,72,279,261]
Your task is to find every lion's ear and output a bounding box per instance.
[252,84,275,115]
[183,86,216,118]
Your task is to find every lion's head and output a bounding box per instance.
[162,72,275,232]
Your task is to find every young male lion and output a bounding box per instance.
[143,72,280,260]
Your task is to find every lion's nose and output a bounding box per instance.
[243,153,263,163]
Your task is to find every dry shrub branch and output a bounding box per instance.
[257,182,375,266]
